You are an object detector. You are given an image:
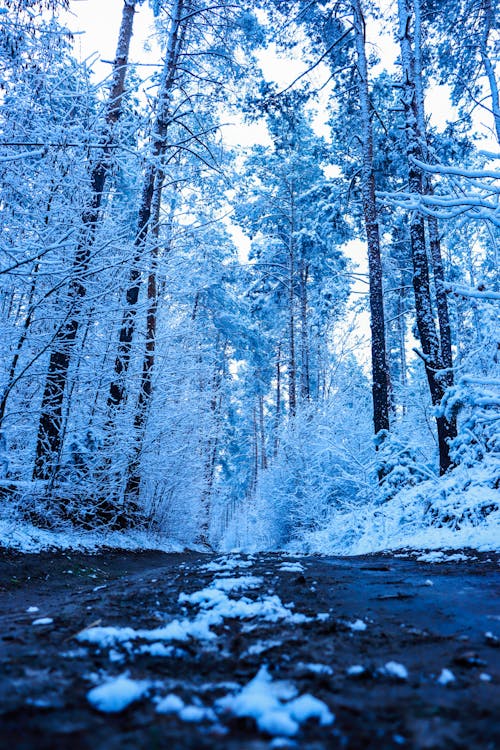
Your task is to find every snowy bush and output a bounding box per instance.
[375,429,434,502]
[441,376,500,471]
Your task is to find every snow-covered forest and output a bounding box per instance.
[0,0,498,555]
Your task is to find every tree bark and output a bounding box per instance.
[32,0,137,481]
[352,0,391,437]
[398,0,456,474]
[107,0,185,412]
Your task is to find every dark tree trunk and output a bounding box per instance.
[106,0,185,413]
[123,186,173,502]
[274,343,282,457]
[32,0,137,481]
[352,0,391,438]
[299,260,310,401]
[398,0,456,474]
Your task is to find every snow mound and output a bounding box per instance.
[155,693,184,714]
[382,661,408,680]
[217,666,333,737]
[87,674,149,713]
[347,619,367,631]
[437,668,455,685]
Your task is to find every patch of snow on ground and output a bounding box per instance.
[32,617,53,626]
[179,705,217,723]
[201,556,254,573]
[437,668,455,685]
[347,665,365,676]
[210,576,263,592]
[155,693,184,714]
[383,662,408,680]
[87,674,150,713]
[278,563,305,573]
[216,666,333,737]
[79,579,310,656]
[179,587,310,625]
[243,639,283,657]
[417,552,469,563]
[347,619,367,631]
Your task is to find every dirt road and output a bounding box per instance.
[0,549,498,749]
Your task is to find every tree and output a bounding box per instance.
[32,0,139,481]
[395,0,457,473]
[351,0,391,437]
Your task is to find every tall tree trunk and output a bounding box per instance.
[106,0,185,412]
[274,343,282,457]
[398,0,456,474]
[352,0,391,438]
[299,259,310,401]
[32,0,137,481]
[413,0,456,442]
[123,188,175,502]
[259,391,267,470]
[288,196,297,415]
[198,340,226,547]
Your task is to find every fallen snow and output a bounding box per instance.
[383,662,408,680]
[437,668,455,685]
[417,552,469,563]
[179,705,217,723]
[32,617,53,626]
[278,562,305,573]
[201,556,254,573]
[243,639,283,657]
[216,666,333,737]
[79,579,310,655]
[210,576,263,592]
[287,693,334,725]
[347,619,367,632]
[296,465,500,556]
[78,616,216,648]
[347,665,366,676]
[179,587,310,625]
[0,518,185,554]
[26,606,39,613]
[155,693,184,714]
[87,674,150,713]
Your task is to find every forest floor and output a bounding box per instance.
[0,548,498,750]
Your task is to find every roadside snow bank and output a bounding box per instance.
[300,463,499,556]
[0,519,185,554]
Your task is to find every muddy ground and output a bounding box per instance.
[0,548,498,749]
